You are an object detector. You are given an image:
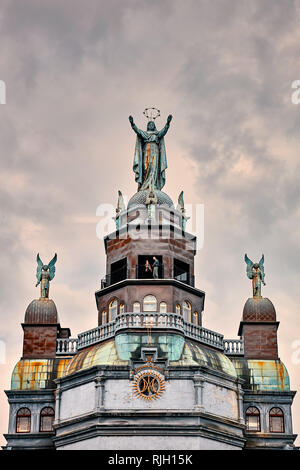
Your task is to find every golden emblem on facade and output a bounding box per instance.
[132,368,165,401]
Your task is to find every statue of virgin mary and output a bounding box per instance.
[129,114,172,191]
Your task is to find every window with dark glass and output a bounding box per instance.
[173,259,190,284]
[245,406,260,432]
[110,258,127,285]
[40,407,55,432]
[269,407,284,433]
[16,408,31,433]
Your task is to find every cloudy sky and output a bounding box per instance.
[0,0,300,447]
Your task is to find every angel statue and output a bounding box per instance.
[244,253,266,298]
[35,253,57,299]
[176,191,190,231]
[129,109,172,192]
[115,190,125,230]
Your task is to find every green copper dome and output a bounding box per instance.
[231,358,290,391]
[10,358,70,390]
[63,332,237,378]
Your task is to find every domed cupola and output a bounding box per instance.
[127,189,174,210]
[242,297,276,322]
[24,298,59,324]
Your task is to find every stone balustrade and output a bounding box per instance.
[56,312,243,356]
[223,338,244,355]
[56,337,78,355]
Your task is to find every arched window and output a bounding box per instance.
[176,304,181,315]
[183,301,191,321]
[109,299,118,321]
[193,311,198,324]
[269,407,284,433]
[143,295,157,312]
[119,303,125,314]
[40,407,55,432]
[133,301,140,313]
[16,408,31,433]
[160,302,167,313]
[246,406,260,432]
[101,310,107,324]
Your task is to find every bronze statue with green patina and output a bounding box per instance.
[244,253,266,298]
[129,110,172,192]
[35,253,57,299]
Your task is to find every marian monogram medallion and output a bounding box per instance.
[131,350,167,401]
[133,368,165,401]
[132,354,165,401]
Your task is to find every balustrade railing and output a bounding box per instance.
[77,320,116,349]
[56,338,78,355]
[223,338,244,355]
[56,313,242,355]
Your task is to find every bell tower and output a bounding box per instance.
[96,108,205,328]
[96,190,205,327]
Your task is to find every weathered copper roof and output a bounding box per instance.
[63,332,237,378]
[243,297,276,322]
[11,358,70,390]
[24,298,59,324]
[170,339,237,377]
[64,339,127,376]
[231,358,290,391]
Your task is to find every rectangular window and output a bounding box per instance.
[173,259,190,285]
[110,258,127,285]
[40,416,54,432]
[247,415,260,431]
[17,417,30,433]
[270,416,284,433]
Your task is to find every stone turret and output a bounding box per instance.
[238,297,279,359]
[22,297,70,359]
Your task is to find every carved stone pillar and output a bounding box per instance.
[95,373,105,411]
[193,373,204,411]
[237,383,244,424]
[54,384,61,425]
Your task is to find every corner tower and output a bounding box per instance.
[3,255,73,450]
[227,254,297,449]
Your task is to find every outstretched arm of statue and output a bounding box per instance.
[158,115,172,138]
[129,115,143,137]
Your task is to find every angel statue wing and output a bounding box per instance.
[48,253,57,280]
[176,191,184,211]
[36,253,43,287]
[259,254,265,284]
[244,253,254,279]
[117,190,125,212]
